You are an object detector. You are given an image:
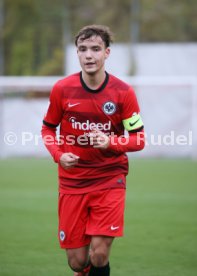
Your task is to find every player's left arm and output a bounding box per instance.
[92,124,145,153]
[92,87,145,153]
[107,116,145,153]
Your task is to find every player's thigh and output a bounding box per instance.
[86,188,126,237]
[58,193,91,249]
[91,236,114,253]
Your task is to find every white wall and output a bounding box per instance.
[65,43,197,76]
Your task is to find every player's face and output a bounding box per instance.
[77,35,110,75]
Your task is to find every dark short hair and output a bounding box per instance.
[75,25,113,48]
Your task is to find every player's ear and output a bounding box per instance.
[105,47,110,59]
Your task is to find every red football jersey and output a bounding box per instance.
[43,72,141,194]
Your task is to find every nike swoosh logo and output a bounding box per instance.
[68,103,80,108]
[129,118,140,127]
[111,226,119,231]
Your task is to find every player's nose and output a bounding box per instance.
[85,49,93,59]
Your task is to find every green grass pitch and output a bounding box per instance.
[0,158,197,276]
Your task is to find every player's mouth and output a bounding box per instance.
[85,62,96,66]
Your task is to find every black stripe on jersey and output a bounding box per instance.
[43,120,58,128]
[80,71,109,93]
[128,126,144,133]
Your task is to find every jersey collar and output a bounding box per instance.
[80,71,109,93]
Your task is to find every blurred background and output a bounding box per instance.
[1,0,197,76]
[0,1,197,276]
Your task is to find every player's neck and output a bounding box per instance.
[82,70,106,90]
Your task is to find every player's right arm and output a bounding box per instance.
[41,82,79,168]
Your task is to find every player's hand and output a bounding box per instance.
[59,153,79,169]
[90,129,110,149]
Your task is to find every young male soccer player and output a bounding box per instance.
[42,25,145,276]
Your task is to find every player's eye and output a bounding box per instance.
[93,47,100,52]
[78,47,86,52]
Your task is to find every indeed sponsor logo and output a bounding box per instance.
[69,117,111,131]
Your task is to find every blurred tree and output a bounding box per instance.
[2,0,197,75]
[68,0,131,42]
[3,0,65,75]
[140,0,197,42]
